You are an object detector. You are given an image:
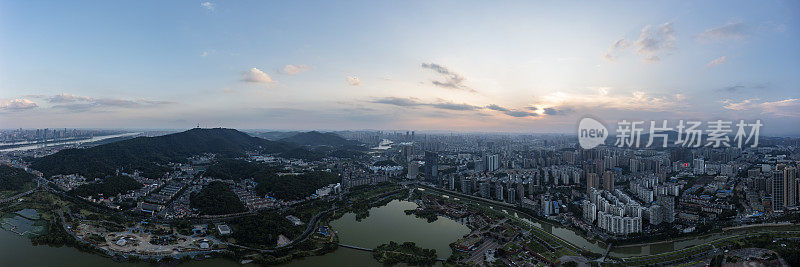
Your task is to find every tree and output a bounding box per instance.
[70,175,143,197]
[0,165,34,190]
[190,181,246,215]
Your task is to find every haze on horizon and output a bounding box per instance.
[1,1,799,135]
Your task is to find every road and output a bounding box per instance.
[617,231,800,265]
[0,188,37,204]
[218,206,334,253]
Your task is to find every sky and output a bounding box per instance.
[1,1,799,135]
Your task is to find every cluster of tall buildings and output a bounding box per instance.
[460,171,541,205]
[0,128,124,143]
[583,188,646,235]
[584,171,615,193]
[475,154,500,173]
[341,168,390,188]
[627,175,682,203]
[541,165,583,185]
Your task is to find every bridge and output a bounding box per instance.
[0,188,37,204]
[338,243,373,251]
[596,243,613,262]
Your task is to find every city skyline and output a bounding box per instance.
[1,1,799,134]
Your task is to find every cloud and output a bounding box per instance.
[242,68,277,84]
[531,88,687,113]
[222,88,236,94]
[421,63,474,92]
[716,83,767,93]
[634,23,676,61]
[135,98,175,106]
[486,104,510,112]
[370,97,479,111]
[706,56,727,67]
[429,101,481,111]
[0,99,38,111]
[200,2,215,11]
[760,99,800,117]
[723,98,800,117]
[503,110,538,117]
[371,97,423,107]
[720,85,745,93]
[698,22,747,41]
[605,23,675,62]
[485,104,539,117]
[282,64,310,75]
[50,103,97,112]
[543,107,573,115]
[722,98,758,111]
[370,98,540,117]
[604,38,630,61]
[94,98,139,107]
[48,93,94,103]
[45,94,174,112]
[347,76,362,86]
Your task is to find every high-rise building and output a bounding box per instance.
[541,194,557,216]
[507,187,516,204]
[630,158,639,173]
[648,205,664,225]
[448,175,456,191]
[461,178,471,194]
[587,172,600,194]
[401,144,414,160]
[603,171,614,191]
[773,170,785,212]
[407,161,420,179]
[484,154,499,172]
[474,159,485,173]
[516,182,525,203]
[495,183,504,201]
[479,182,491,198]
[582,200,597,223]
[424,151,438,183]
[657,195,675,223]
[785,167,797,207]
[693,158,705,175]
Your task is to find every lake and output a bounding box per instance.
[0,200,469,266]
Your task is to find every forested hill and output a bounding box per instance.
[0,165,35,191]
[204,159,341,200]
[280,131,364,148]
[30,128,300,179]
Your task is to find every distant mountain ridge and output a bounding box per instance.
[31,128,299,179]
[250,131,300,141]
[279,131,362,147]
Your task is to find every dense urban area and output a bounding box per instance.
[1,127,799,266]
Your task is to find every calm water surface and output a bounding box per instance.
[0,200,467,266]
[2,198,768,265]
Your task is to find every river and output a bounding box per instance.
[0,132,141,152]
[0,200,469,266]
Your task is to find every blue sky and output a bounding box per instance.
[1,1,799,134]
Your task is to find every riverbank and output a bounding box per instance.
[0,194,466,266]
